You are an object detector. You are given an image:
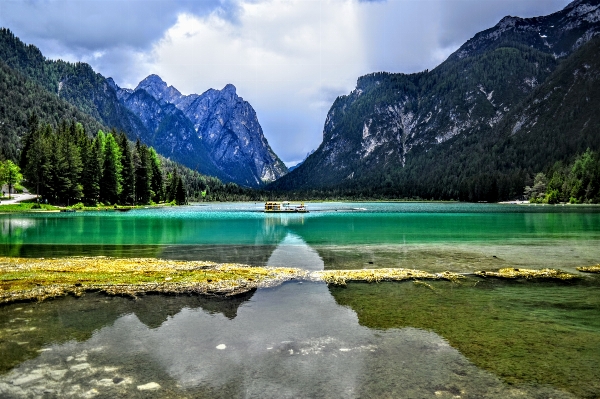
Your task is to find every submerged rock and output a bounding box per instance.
[137,382,161,391]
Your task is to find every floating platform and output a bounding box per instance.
[264,201,308,213]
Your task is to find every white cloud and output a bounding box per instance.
[150,0,367,164]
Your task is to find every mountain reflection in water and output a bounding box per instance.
[1,281,569,399]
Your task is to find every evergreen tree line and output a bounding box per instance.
[525,149,600,204]
[18,115,186,206]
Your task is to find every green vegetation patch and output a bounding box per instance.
[0,203,59,212]
[329,279,600,398]
[0,257,305,304]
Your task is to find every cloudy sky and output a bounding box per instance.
[0,0,570,166]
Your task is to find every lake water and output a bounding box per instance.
[1,202,599,398]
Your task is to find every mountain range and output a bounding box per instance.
[0,29,286,188]
[110,75,287,187]
[2,0,600,199]
[270,0,600,201]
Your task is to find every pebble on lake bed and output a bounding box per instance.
[137,382,161,391]
[216,344,227,350]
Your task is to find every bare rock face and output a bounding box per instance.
[123,75,287,187]
[271,0,600,192]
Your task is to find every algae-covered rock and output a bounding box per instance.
[312,268,463,286]
[576,264,600,273]
[474,267,579,280]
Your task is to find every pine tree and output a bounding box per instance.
[134,139,151,204]
[59,122,83,203]
[100,133,122,205]
[81,135,101,205]
[175,174,186,205]
[148,147,164,203]
[166,170,178,202]
[19,112,39,171]
[23,123,47,198]
[46,131,70,203]
[118,132,135,205]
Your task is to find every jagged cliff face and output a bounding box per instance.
[271,0,600,191]
[123,75,287,187]
[107,77,225,181]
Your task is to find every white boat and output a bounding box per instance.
[264,201,308,213]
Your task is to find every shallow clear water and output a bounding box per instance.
[1,202,600,398]
[2,202,600,271]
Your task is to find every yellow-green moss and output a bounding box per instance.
[312,268,463,286]
[577,264,600,273]
[0,257,306,303]
[474,267,579,280]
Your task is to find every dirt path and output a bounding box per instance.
[0,193,38,205]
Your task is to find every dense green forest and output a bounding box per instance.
[0,28,146,142]
[19,116,179,205]
[12,115,265,205]
[525,149,600,204]
[0,28,239,184]
[0,58,107,162]
[0,27,261,204]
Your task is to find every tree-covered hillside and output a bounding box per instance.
[0,28,287,187]
[0,59,107,161]
[0,30,259,203]
[0,28,232,183]
[269,0,600,201]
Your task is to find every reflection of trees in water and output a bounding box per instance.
[133,290,256,328]
[0,218,37,238]
[267,233,324,270]
[2,280,576,398]
[157,216,299,265]
[0,290,256,374]
[0,214,188,247]
[159,245,279,266]
[0,217,39,256]
[0,244,163,258]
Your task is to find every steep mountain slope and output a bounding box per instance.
[106,78,225,181]
[0,28,285,187]
[123,75,287,187]
[270,0,600,200]
[0,58,108,161]
[492,34,600,170]
[0,29,148,142]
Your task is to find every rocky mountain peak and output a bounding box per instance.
[269,0,600,196]
[450,0,600,61]
[496,15,521,29]
[136,74,182,104]
[114,74,287,187]
[564,0,600,16]
[222,83,237,94]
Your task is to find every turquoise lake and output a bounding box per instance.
[1,202,599,398]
